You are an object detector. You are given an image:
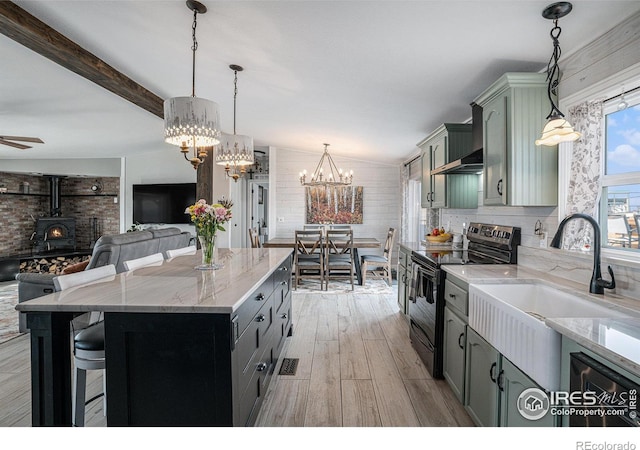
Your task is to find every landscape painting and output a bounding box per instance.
[305,185,364,224]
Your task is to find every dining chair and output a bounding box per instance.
[123,252,164,271]
[303,224,325,235]
[325,229,355,290]
[248,227,262,248]
[294,229,325,290]
[166,245,197,258]
[607,215,637,248]
[52,264,117,427]
[361,227,396,286]
[329,224,352,230]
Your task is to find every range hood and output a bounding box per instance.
[430,148,483,175]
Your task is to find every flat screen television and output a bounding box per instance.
[132,183,196,224]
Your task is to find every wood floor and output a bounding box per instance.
[0,286,473,427]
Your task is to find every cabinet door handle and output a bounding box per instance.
[256,293,265,301]
[281,281,288,286]
[281,313,288,319]
[281,266,288,272]
[489,362,497,383]
[498,369,505,391]
[497,179,503,196]
[257,362,268,372]
[256,314,266,322]
[458,332,465,350]
[449,293,456,298]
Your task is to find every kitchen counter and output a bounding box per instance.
[17,248,292,314]
[442,263,640,377]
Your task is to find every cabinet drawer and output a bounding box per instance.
[274,299,292,360]
[236,299,274,397]
[274,258,292,287]
[398,248,409,268]
[444,279,468,316]
[236,336,275,426]
[234,277,274,336]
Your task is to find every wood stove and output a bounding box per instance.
[33,217,76,253]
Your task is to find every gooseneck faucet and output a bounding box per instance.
[550,213,615,295]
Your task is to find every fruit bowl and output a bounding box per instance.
[426,233,452,243]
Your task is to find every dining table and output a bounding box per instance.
[263,237,381,285]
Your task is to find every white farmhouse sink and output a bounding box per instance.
[469,282,636,391]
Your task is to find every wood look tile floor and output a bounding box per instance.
[0,284,473,427]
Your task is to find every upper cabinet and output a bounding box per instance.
[474,73,558,206]
[419,123,478,209]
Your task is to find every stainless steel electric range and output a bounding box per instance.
[408,222,521,378]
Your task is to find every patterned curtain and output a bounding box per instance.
[401,164,410,243]
[561,100,604,250]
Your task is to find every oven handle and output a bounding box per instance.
[408,264,436,305]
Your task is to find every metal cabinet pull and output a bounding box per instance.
[256,293,265,301]
[281,266,288,272]
[281,313,288,319]
[281,281,288,286]
[490,362,497,383]
[256,314,266,322]
[498,369,505,391]
[449,293,456,298]
[458,332,465,350]
[497,179,503,196]
[257,362,268,372]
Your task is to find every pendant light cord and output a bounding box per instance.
[191,8,199,97]
[233,69,238,135]
[545,19,564,119]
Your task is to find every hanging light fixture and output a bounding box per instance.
[535,2,581,147]
[163,0,220,170]
[215,65,254,182]
[299,143,353,187]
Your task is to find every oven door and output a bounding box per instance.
[408,261,443,377]
[569,352,640,427]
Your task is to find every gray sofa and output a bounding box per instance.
[16,227,192,332]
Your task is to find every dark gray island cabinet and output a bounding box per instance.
[17,248,293,427]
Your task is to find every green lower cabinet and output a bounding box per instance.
[499,357,557,427]
[465,327,500,426]
[443,306,466,402]
[465,327,557,427]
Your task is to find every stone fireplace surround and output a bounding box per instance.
[0,171,120,268]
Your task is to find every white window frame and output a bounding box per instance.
[558,62,640,262]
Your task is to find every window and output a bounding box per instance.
[601,87,640,252]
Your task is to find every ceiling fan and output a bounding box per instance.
[0,135,44,150]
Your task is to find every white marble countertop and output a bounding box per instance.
[442,264,640,375]
[16,248,292,314]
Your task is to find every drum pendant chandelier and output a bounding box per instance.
[215,65,254,182]
[535,2,581,147]
[163,0,220,170]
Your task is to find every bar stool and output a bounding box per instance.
[166,246,197,258]
[53,264,117,427]
[123,252,164,271]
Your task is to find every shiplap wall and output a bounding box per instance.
[272,147,401,258]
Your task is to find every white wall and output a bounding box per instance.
[272,147,401,258]
[1,158,121,177]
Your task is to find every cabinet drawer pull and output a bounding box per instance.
[256,314,266,322]
[281,266,288,272]
[448,293,456,298]
[281,281,288,286]
[497,369,505,391]
[458,332,464,350]
[256,293,265,301]
[281,313,288,319]
[497,179,503,196]
[489,362,497,383]
[257,362,268,372]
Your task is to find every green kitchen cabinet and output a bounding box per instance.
[465,327,500,427]
[444,306,467,402]
[419,123,478,209]
[474,73,558,206]
[499,357,557,427]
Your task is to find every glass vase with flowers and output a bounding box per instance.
[185,198,233,270]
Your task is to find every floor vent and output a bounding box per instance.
[279,358,299,376]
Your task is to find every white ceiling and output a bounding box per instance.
[2,0,640,165]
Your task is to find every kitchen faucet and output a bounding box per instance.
[550,213,615,295]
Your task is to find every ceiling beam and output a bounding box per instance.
[0,1,164,118]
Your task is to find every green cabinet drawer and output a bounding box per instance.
[444,278,468,316]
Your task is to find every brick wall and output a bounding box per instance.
[0,172,120,256]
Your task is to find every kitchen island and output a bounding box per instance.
[16,247,293,427]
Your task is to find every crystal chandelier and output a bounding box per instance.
[535,2,581,147]
[215,65,254,182]
[163,0,220,170]
[299,143,353,187]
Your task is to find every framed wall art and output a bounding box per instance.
[305,185,363,224]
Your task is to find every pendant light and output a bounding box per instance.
[299,143,353,187]
[163,0,220,170]
[215,65,254,182]
[535,2,581,147]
